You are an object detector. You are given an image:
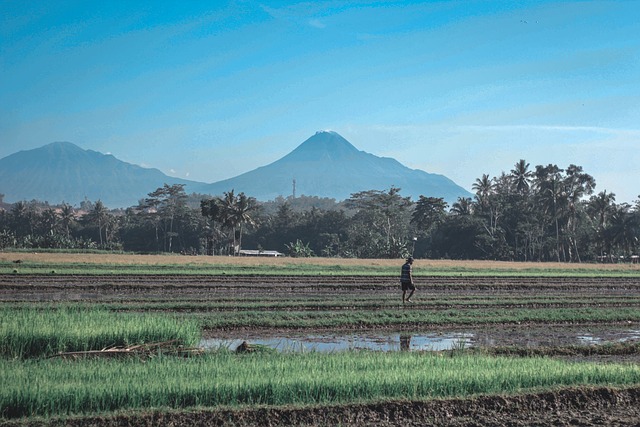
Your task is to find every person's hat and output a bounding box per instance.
[406,256,414,262]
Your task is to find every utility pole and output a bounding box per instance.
[292,178,296,198]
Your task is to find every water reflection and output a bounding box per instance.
[200,332,473,353]
[400,334,411,351]
[200,326,640,353]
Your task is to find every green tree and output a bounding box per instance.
[587,191,616,258]
[86,200,110,246]
[510,159,533,195]
[345,187,412,258]
[144,184,188,252]
[563,165,596,262]
[450,197,473,216]
[59,203,75,239]
[210,190,259,255]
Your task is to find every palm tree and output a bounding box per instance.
[562,165,595,262]
[533,164,564,261]
[230,192,258,254]
[219,190,258,255]
[587,191,617,258]
[450,197,473,216]
[40,208,58,236]
[472,174,493,213]
[59,203,75,239]
[510,159,533,194]
[87,200,109,246]
[608,204,638,258]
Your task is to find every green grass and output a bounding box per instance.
[189,307,640,330]
[0,307,201,359]
[3,304,639,335]
[2,351,639,419]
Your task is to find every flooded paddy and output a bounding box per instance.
[202,325,640,353]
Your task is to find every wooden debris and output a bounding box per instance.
[48,340,204,359]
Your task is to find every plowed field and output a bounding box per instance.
[2,268,640,426]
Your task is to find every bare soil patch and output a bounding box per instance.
[3,252,640,272]
[3,267,640,426]
[3,386,640,426]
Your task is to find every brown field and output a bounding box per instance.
[3,251,640,272]
[2,252,640,426]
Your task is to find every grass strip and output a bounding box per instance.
[2,352,639,419]
[0,308,201,359]
[192,307,640,330]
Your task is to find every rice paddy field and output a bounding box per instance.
[1,252,640,426]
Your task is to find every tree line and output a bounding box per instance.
[1,160,638,262]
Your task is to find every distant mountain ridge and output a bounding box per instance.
[0,132,472,208]
[203,131,471,204]
[0,141,206,207]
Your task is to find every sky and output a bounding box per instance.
[1,0,639,203]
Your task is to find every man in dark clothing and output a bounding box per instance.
[400,257,415,303]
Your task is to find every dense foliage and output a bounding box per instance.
[1,160,639,261]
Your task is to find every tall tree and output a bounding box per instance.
[533,164,564,261]
[510,159,533,195]
[59,203,75,239]
[201,197,223,255]
[214,190,259,255]
[229,191,258,254]
[345,187,412,258]
[411,196,448,232]
[86,200,109,246]
[563,165,596,262]
[450,197,473,216]
[472,174,493,213]
[144,184,188,252]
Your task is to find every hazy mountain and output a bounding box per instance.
[0,132,472,208]
[0,142,207,208]
[202,131,472,204]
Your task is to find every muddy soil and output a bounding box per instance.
[3,274,640,426]
[3,386,640,427]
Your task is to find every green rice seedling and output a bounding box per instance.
[192,307,640,330]
[0,307,200,359]
[2,351,640,419]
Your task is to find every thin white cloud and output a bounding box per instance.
[308,19,326,28]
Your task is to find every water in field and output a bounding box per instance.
[200,325,640,353]
[201,332,473,353]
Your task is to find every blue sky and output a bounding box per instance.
[1,1,639,203]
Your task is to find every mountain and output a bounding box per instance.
[202,131,471,204]
[0,142,207,208]
[0,132,472,208]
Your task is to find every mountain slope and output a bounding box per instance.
[203,131,471,204]
[0,142,206,207]
[0,132,472,208]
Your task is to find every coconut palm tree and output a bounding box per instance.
[533,164,564,261]
[472,174,493,213]
[450,197,473,216]
[59,203,75,239]
[230,192,258,254]
[219,190,258,255]
[510,159,533,195]
[587,191,617,258]
[87,200,109,246]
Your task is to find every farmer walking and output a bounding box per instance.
[401,256,415,303]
